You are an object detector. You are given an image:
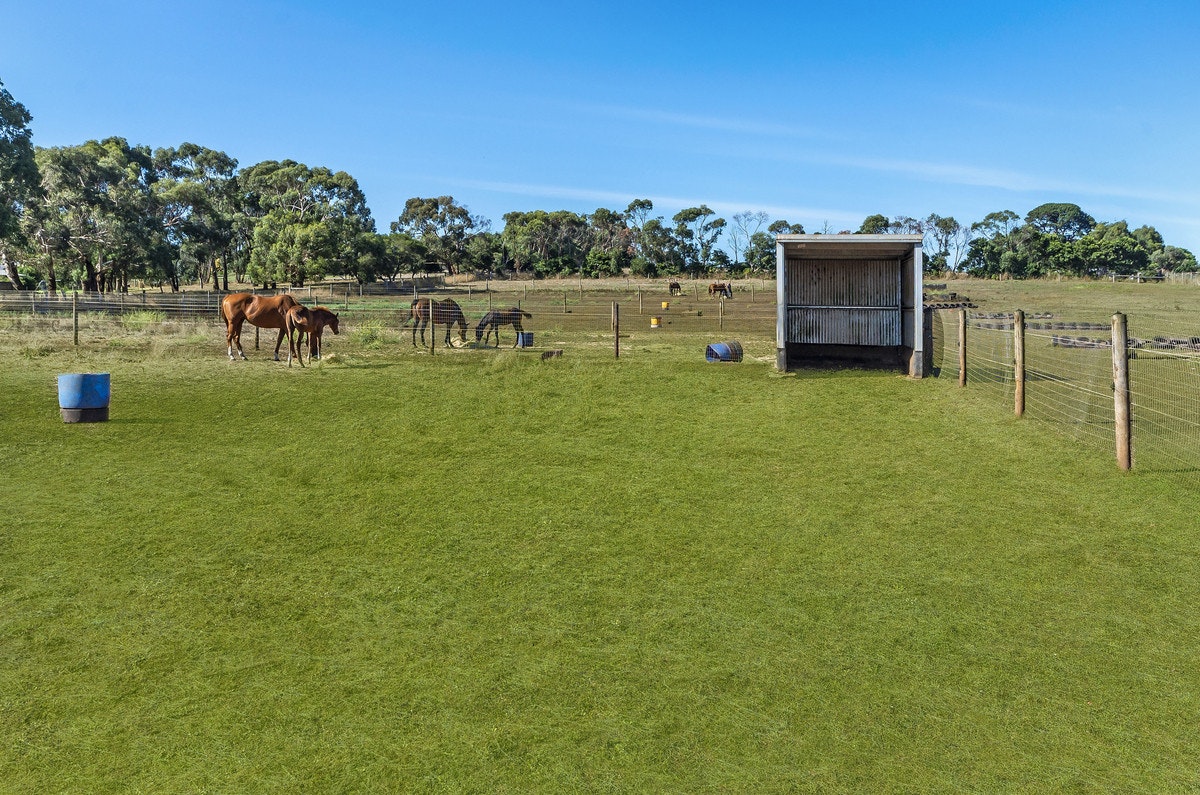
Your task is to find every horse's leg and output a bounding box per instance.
[231,318,247,360]
[273,327,289,361]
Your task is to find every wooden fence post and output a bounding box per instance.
[719,298,724,331]
[73,292,79,346]
[613,302,620,359]
[958,308,967,387]
[1014,309,1025,417]
[1112,312,1132,471]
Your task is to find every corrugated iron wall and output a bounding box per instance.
[784,258,902,345]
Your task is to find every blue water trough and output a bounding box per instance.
[57,373,111,423]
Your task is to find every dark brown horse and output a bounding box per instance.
[668,281,682,296]
[284,305,340,367]
[475,307,532,347]
[220,292,301,360]
[405,297,467,347]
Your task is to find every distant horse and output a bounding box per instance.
[405,297,468,347]
[284,305,340,367]
[220,292,301,361]
[668,281,682,296]
[708,282,732,298]
[475,307,532,347]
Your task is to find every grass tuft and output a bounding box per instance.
[119,309,167,331]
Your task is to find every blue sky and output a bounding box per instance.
[5,0,1200,254]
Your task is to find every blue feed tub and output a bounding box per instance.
[58,373,110,422]
[705,341,744,363]
[517,331,534,348]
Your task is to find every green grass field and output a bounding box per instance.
[3,289,1200,792]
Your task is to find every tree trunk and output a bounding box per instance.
[83,256,98,293]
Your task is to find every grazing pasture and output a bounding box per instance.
[2,284,1200,791]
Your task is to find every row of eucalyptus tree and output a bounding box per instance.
[857,206,1196,276]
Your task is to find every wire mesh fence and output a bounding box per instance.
[7,283,1197,470]
[930,307,1200,471]
[0,279,780,362]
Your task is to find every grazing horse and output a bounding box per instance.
[475,307,532,347]
[284,305,340,367]
[668,281,682,296]
[707,281,732,298]
[220,292,301,361]
[405,297,468,347]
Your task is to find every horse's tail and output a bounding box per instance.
[401,298,418,326]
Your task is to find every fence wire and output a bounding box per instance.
[931,308,1200,471]
[1127,316,1200,471]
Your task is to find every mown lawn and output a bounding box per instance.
[2,321,1199,792]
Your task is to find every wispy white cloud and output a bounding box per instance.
[567,103,1197,209]
[572,103,841,141]
[783,152,1200,207]
[450,178,862,225]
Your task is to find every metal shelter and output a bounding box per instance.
[776,234,925,376]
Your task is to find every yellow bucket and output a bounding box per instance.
[651,316,662,328]
[661,301,670,310]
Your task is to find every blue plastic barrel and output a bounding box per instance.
[517,332,534,348]
[57,373,110,422]
[705,340,743,363]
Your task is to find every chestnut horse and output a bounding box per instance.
[284,305,340,367]
[475,307,532,347]
[220,292,301,361]
[405,297,467,347]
